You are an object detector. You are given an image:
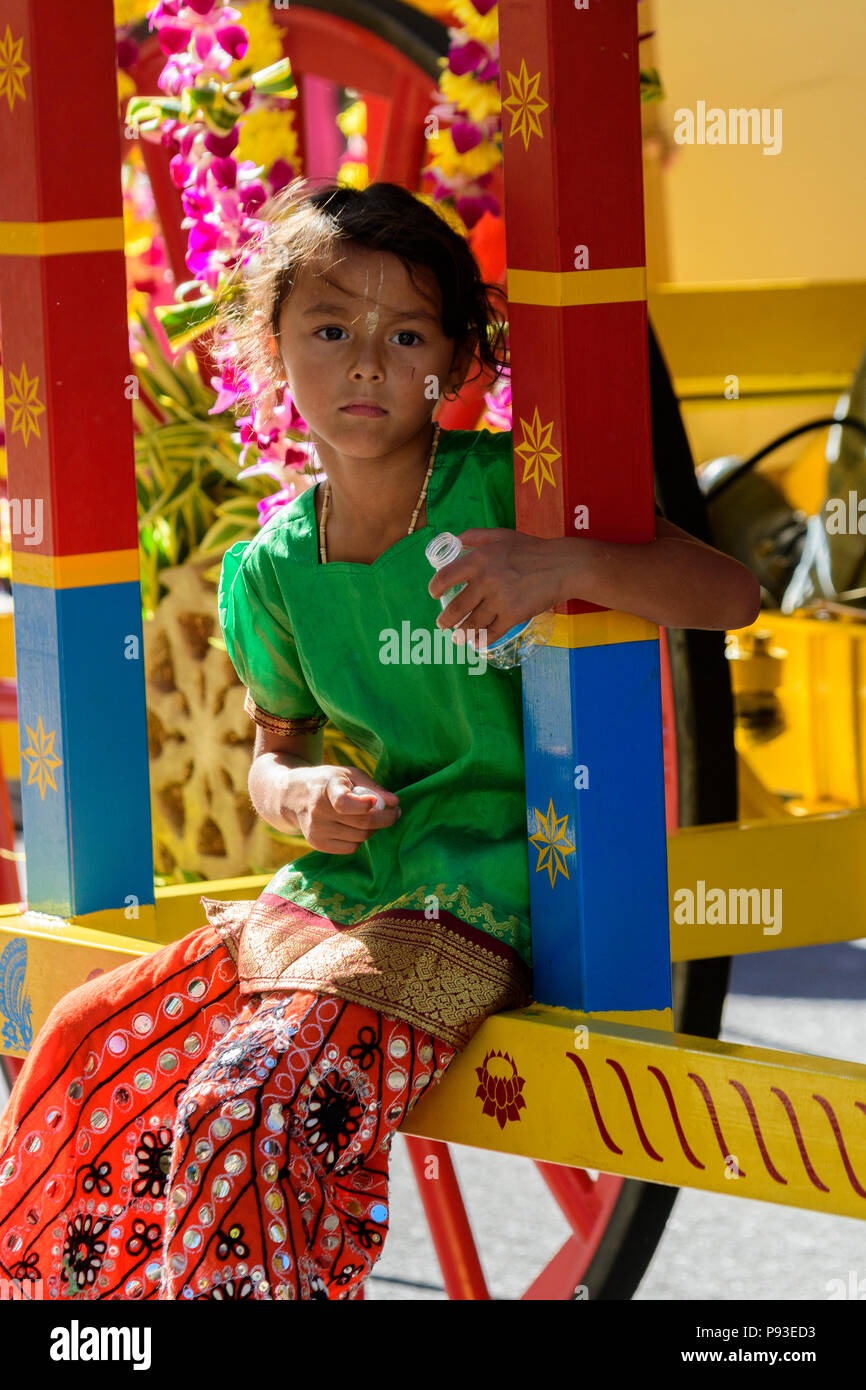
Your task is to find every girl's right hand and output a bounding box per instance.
[288,766,401,854]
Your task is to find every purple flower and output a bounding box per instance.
[451,121,482,154]
[116,34,140,70]
[169,153,192,187]
[257,489,295,527]
[157,23,193,56]
[209,156,237,189]
[448,39,487,77]
[204,128,239,157]
[148,0,182,18]
[158,52,206,95]
[238,180,267,214]
[215,23,248,61]
[193,26,216,62]
[188,219,221,254]
[455,191,499,228]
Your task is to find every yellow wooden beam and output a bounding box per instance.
[0,916,158,1059]
[402,1006,866,1220]
[647,279,866,400]
[668,807,866,960]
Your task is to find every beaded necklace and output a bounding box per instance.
[318,422,441,563]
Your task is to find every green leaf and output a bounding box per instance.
[247,58,296,98]
[192,516,256,561]
[201,562,224,586]
[154,294,223,352]
[213,494,265,518]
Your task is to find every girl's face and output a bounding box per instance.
[273,245,472,454]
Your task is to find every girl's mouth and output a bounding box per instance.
[340,404,387,417]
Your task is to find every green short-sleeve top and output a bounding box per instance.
[217,426,532,978]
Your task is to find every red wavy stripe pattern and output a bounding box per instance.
[564,1052,866,1201]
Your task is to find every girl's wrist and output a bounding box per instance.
[248,754,313,834]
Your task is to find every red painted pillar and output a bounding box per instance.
[0,0,154,918]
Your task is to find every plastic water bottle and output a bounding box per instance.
[425,532,555,669]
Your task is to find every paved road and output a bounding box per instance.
[367,937,866,1301]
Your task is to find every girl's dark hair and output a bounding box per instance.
[213,176,508,413]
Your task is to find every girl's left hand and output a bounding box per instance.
[427,528,562,649]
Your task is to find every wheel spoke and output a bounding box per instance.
[403,1136,491,1300]
[522,1235,586,1300]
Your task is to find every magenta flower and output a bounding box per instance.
[450,121,482,154]
[141,0,321,527]
[238,180,267,214]
[204,128,239,157]
[153,2,246,76]
[448,39,487,77]
[157,23,193,56]
[483,367,512,433]
[268,159,295,195]
[158,52,206,95]
[210,156,237,189]
[116,33,140,70]
[169,153,193,187]
[215,23,248,61]
[147,1,183,18]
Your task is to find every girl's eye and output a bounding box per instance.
[313,326,423,346]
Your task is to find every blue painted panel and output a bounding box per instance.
[522,639,671,1012]
[13,581,154,916]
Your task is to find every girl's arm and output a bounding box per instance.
[249,725,324,834]
[247,725,402,853]
[549,515,762,631]
[435,520,762,642]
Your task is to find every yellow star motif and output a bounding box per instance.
[21,716,62,800]
[502,58,549,151]
[5,363,45,448]
[0,24,29,112]
[529,798,576,888]
[515,406,561,498]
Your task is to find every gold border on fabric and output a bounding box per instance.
[264,870,532,962]
[200,897,248,964]
[243,689,328,734]
[201,895,531,1052]
[242,908,530,1052]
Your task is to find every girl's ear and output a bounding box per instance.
[446,337,476,396]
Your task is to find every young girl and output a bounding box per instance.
[0,180,759,1303]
